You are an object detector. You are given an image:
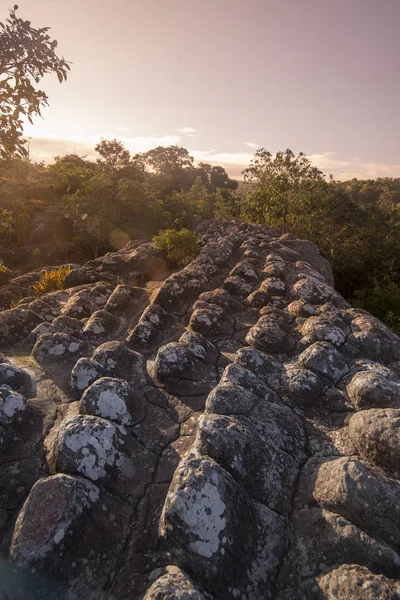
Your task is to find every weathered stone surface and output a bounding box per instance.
[290,564,400,600]
[195,414,299,514]
[83,309,121,339]
[55,415,155,495]
[0,309,42,346]
[92,341,149,388]
[297,457,400,550]
[0,363,36,397]
[10,474,99,566]
[346,368,400,410]
[223,275,254,298]
[348,408,400,477]
[33,332,85,364]
[70,356,104,394]
[1,220,400,599]
[246,314,297,353]
[51,315,84,336]
[277,508,400,592]
[160,453,286,599]
[144,566,213,599]
[80,377,139,426]
[234,346,285,392]
[154,341,217,395]
[298,341,349,383]
[284,365,325,405]
[0,387,29,429]
[189,302,234,339]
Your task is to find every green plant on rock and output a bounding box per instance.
[32,265,71,297]
[152,228,200,268]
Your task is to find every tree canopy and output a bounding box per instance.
[0,5,70,158]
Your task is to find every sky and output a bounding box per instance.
[2,0,400,179]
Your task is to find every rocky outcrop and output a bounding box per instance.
[0,220,399,599]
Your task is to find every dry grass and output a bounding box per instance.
[32,266,71,297]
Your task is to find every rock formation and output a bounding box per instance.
[0,220,400,599]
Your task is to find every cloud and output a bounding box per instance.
[190,149,253,177]
[29,133,181,162]
[177,127,196,134]
[118,126,130,132]
[243,141,259,149]
[308,152,400,180]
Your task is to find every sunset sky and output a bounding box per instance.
[2,0,400,179]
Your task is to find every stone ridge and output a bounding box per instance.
[0,220,400,599]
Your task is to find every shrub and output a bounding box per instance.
[152,228,200,268]
[0,259,12,285]
[32,266,71,297]
[350,277,400,334]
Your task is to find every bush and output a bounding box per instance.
[32,266,71,297]
[350,277,400,334]
[152,228,200,268]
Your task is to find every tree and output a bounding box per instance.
[243,149,325,231]
[95,139,131,173]
[197,162,238,192]
[45,153,96,197]
[0,5,70,157]
[138,145,194,176]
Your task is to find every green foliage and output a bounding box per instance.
[243,149,325,231]
[95,139,134,174]
[0,5,70,157]
[45,154,96,198]
[350,277,400,334]
[32,265,71,297]
[152,228,200,268]
[0,207,13,244]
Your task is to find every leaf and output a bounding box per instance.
[57,71,63,83]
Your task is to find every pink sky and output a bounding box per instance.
[2,0,400,179]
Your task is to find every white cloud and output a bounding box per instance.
[177,126,196,134]
[118,126,130,132]
[28,133,181,162]
[308,152,400,180]
[243,141,259,149]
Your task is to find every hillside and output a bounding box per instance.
[0,221,399,598]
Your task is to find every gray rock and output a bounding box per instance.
[92,341,149,389]
[10,474,99,566]
[298,341,349,383]
[32,332,85,364]
[80,377,139,426]
[277,508,400,592]
[292,564,400,600]
[298,456,400,551]
[160,452,286,599]
[234,346,284,392]
[284,365,325,405]
[0,363,36,397]
[83,309,121,339]
[246,314,297,354]
[0,309,42,346]
[195,413,299,514]
[55,415,155,495]
[70,357,104,394]
[346,369,400,410]
[154,342,216,396]
[144,566,213,599]
[348,408,400,478]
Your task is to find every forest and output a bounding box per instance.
[1,145,400,332]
